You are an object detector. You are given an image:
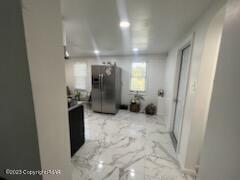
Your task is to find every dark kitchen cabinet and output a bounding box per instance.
[68,104,85,156]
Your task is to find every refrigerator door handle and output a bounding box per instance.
[101,74,104,90]
[98,74,101,90]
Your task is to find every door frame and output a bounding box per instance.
[170,33,194,152]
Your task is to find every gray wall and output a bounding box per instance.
[198,0,240,179]
[0,1,41,180]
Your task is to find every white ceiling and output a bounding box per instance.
[61,0,217,57]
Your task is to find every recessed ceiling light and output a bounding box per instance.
[120,21,130,28]
[94,50,100,54]
[132,48,139,52]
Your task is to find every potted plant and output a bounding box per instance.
[75,91,81,101]
[130,92,144,112]
[145,103,157,115]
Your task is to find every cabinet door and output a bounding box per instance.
[69,105,85,156]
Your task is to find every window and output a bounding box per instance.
[74,63,87,89]
[130,62,147,92]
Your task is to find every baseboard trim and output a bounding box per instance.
[177,155,197,177]
[181,167,197,176]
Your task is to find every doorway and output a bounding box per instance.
[171,43,192,150]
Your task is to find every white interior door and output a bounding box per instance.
[173,45,191,144]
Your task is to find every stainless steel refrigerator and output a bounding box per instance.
[91,65,121,114]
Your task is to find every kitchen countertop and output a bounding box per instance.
[68,101,84,111]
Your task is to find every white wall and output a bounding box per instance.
[65,55,166,109]
[22,1,72,180]
[198,0,240,179]
[185,6,226,170]
[164,0,226,174]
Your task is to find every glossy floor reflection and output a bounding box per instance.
[72,110,192,180]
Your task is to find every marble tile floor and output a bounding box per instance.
[72,110,193,180]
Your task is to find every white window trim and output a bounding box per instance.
[74,62,87,90]
[129,61,148,94]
